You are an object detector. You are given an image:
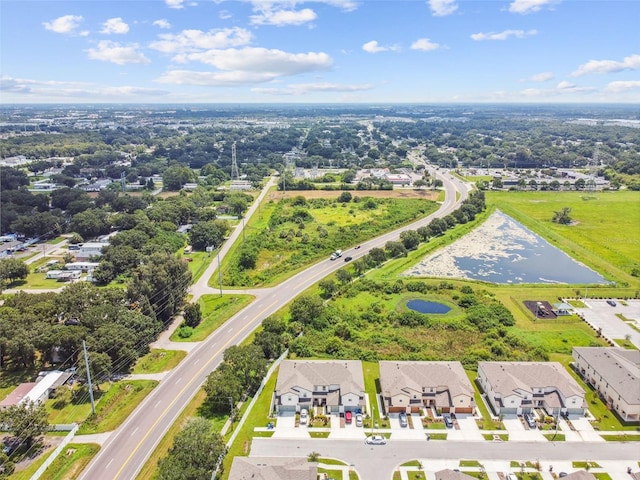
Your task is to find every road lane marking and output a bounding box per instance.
[174,377,182,385]
[113,299,279,480]
[154,401,161,409]
[131,427,138,437]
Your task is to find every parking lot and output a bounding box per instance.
[573,299,640,349]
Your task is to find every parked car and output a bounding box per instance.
[355,413,363,427]
[507,474,518,480]
[607,300,616,307]
[300,409,308,425]
[365,435,387,445]
[524,413,536,429]
[345,411,352,424]
[399,412,408,428]
[443,414,454,428]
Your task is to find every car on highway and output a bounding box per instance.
[399,412,408,428]
[344,256,353,262]
[354,245,361,249]
[365,435,387,445]
[607,300,616,307]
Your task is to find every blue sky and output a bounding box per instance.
[1,0,638,103]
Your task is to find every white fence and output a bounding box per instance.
[30,423,78,480]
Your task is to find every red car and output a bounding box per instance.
[345,411,352,424]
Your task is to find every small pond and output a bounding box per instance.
[402,211,610,285]
[406,299,451,314]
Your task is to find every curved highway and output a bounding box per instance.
[78,171,469,480]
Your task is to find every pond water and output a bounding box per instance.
[402,211,609,285]
[406,299,452,314]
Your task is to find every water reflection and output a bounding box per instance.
[403,211,609,285]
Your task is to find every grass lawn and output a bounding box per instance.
[184,251,214,284]
[362,361,380,421]
[78,380,158,434]
[131,349,187,374]
[486,191,640,289]
[46,236,66,245]
[9,444,56,480]
[38,443,100,480]
[220,367,280,479]
[542,433,565,441]
[170,294,254,342]
[601,434,640,441]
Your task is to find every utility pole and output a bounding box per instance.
[82,340,96,415]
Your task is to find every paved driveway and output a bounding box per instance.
[272,411,309,439]
[448,415,484,441]
[502,416,546,442]
[567,417,604,442]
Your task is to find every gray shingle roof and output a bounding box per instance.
[479,362,585,398]
[228,457,317,480]
[379,361,474,400]
[573,347,640,405]
[276,360,365,397]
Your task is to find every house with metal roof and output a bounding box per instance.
[573,347,640,421]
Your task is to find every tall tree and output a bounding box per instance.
[157,417,226,480]
[0,401,48,448]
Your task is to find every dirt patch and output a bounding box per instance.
[268,189,439,201]
[523,300,557,319]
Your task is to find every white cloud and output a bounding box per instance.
[166,0,185,8]
[253,82,374,95]
[86,41,151,65]
[362,40,400,53]
[153,19,172,29]
[0,75,169,100]
[42,15,84,35]
[244,0,358,12]
[250,8,317,26]
[219,10,233,20]
[470,29,538,41]
[182,47,332,73]
[101,18,129,35]
[428,0,458,16]
[149,28,252,54]
[572,54,640,76]
[411,38,442,52]
[508,0,558,14]
[604,80,640,93]
[156,47,332,86]
[524,72,554,82]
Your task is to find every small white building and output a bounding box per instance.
[77,242,108,260]
[46,270,65,279]
[64,262,100,272]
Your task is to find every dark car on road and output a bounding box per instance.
[344,256,353,262]
[607,300,616,307]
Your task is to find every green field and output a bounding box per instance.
[486,191,640,287]
[77,380,157,434]
[170,294,254,342]
[218,195,439,287]
[131,349,186,374]
[38,443,100,480]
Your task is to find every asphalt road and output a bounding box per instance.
[77,172,469,480]
[250,438,640,480]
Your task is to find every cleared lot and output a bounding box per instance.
[574,299,640,349]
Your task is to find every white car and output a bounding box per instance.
[365,435,387,445]
[299,409,308,425]
[355,413,363,427]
